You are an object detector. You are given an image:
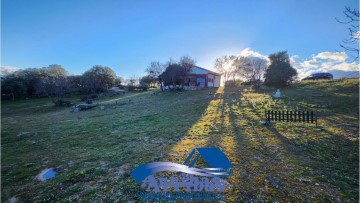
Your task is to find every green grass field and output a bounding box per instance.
[1,79,359,202]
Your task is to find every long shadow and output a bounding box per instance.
[241,87,359,202]
[1,88,219,202]
[179,85,358,202]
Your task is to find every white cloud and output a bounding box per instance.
[239,48,269,62]
[291,51,359,79]
[235,49,358,79]
[313,51,347,61]
[300,58,318,68]
[1,66,20,76]
[353,31,360,40]
[319,61,359,72]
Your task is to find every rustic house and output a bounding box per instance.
[184,66,221,88]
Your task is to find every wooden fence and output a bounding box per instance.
[265,110,317,127]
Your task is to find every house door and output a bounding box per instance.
[197,78,205,88]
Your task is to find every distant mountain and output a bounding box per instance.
[327,70,359,79]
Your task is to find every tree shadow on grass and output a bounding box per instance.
[241,87,358,202]
[1,89,220,202]
[167,86,354,202]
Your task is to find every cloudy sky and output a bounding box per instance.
[1,0,359,79]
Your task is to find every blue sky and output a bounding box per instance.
[1,0,359,79]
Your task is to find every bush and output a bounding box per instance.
[127,85,136,91]
[127,85,148,91]
[139,84,149,91]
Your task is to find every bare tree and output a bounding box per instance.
[146,61,165,91]
[179,55,196,72]
[336,7,359,59]
[214,55,234,85]
[234,56,253,80]
[228,55,237,84]
[249,57,268,80]
[234,56,268,81]
[179,55,196,85]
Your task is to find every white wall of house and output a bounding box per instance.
[189,66,221,88]
[207,74,221,87]
[208,74,214,87]
[214,75,221,87]
[189,67,208,74]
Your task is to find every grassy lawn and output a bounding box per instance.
[1,79,359,202]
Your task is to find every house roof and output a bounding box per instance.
[192,66,221,76]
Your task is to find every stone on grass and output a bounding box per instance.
[36,168,56,181]
[17,132,31,137]
[111,130,121,135]
[71,103,96,112]
[8,197,18,203]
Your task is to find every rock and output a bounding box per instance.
[71,104,96,112]
[111,130,121,135]
[100,106,105,110]
[36,168,56,181]
[68,160,74,166]
[17,132,31,137]
[8,197,19,203]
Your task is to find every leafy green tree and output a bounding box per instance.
[160,56,196,88]
[82,65,116,93]
[1,75,27,100]
[1,64,70,103]
[264,51,297,87]
[161,64,185,87]
[114,77,124,86]
[140,75,156,87]
[34,65,70,106]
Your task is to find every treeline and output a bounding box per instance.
[142,51,298,90]
[2,51,298,103]
[1,64,122,103]
[214,50,297,87]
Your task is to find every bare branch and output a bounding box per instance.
[336,7,359,60]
